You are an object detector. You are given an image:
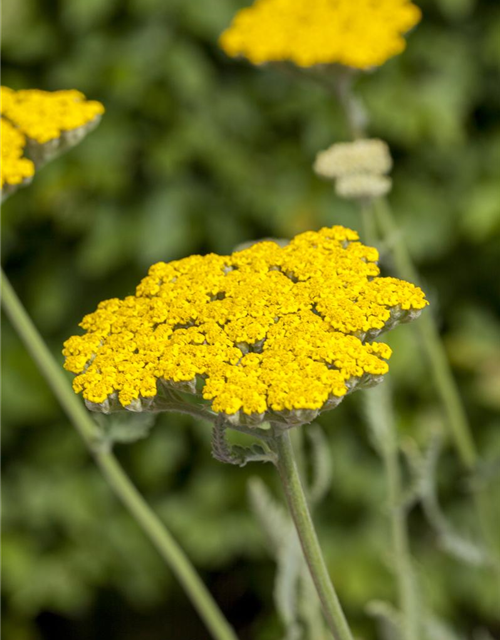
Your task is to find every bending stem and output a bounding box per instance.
[374,199,477,469]
[383,436,420,640]
[1,268,238,640]
[273,429,353,640]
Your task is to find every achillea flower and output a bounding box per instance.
[1,117,35,195]
[64,226,427,427]
[219,0,421,69]
[0,87,104,190]
[1,87,104,146]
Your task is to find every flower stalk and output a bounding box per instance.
[381,426,420,640]
[331,74,500,624]
[332,78,477,471]
[373,197,477,469]
[272,428,354,640]
[0,268,238,640]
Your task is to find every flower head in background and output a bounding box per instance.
[64,226,427,428]
[314,140,393,179]
[1,118,35,197]
[314,139,393,200]
[1,86,104,199]
[219,0,421,69]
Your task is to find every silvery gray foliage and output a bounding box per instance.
[306,425,333,506]
[424,615,465,640]
[363,381,488,567]
[403,434,491,567]
[94,412,156,449]
[365,600,403,640]
[367,600,464,640]
[361,380,396,456]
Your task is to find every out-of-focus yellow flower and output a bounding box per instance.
[64,226,427,425]
[0,117,34,190]
[1,86,104,145]
[1,86,104,199]
[220,0,421,69]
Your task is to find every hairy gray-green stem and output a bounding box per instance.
[1,268,238,640]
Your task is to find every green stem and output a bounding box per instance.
[374,198,477,469]
[332,69,365,140]
[382,432,420,640]
[332,74,476,469]
[273,429,354,640]
[94,452,238,640]
[1,268,238,640]
[361,200,378,248]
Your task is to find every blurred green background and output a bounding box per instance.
[2,0,500,638]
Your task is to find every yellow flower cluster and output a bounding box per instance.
[1,117,34,188]
[1,86,104,198]
[64,227,427,423]
[220,0,421,69]
[1,86,104,145]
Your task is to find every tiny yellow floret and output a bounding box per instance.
[219,0,421,69]
[64,226,428,420]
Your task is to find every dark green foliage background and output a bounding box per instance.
[2,0,500,638]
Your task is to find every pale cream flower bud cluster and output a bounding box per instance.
[314,139,393,200]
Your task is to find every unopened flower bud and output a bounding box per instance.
[335,174,392,200]
[314,139,392,180]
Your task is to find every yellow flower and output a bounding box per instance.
[1,86,104,145]
[1,86,104,198]
[219,0,421,69]
[0,117,34,190]
[64,226,428,425]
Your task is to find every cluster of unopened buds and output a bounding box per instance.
[314,138,393,201]
[64,226,427,434]
[1,86,104,199]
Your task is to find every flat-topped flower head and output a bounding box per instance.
[219,0,422,69]
[1,86,104,199]
[64,226,427,427]
[1,117,35,193]
[1,86,104,145]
